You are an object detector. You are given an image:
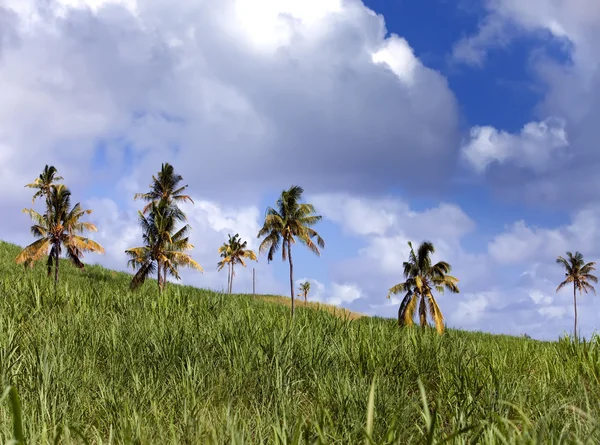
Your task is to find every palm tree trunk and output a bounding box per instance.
[230,263,235,294]
[54,244,60,288]
[288,239,294,317]
[163,263,168,291]
[573,284,578,342]
[157,260,163,293]
[227,264,231,294]
[304,292,307,304]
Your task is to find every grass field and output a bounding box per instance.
[1,240,600,444]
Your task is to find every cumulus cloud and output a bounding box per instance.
[461,118,569,174]
[0,0,461,210]
[295,278,363,306]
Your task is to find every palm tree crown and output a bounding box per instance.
[387,241,459,334]
[126,199,202,291]
[556,251,597,341]
[16,184,105,286]
[217,233,257,294]
[298,281,311,304]
[257,185,324,316]
[25,165,63,204]
[134,162,193,220]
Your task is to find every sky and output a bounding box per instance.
[1,0,600,341]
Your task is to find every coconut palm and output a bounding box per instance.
[25,165,63,205]
[217,233,257,294]
[257,185,325,317]
[134,162,193,220]
[298,281,311,304]
[556,251,597,342]
[134,163,194,288]
[387,241,459,334]
[126,199,202,292]
[16,184,105,287]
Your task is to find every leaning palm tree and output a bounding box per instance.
[257,185,325,317]
[16,184,105,288]
[126,199,202,292]
[298,281,311,304]
[556,251,597,342]
[387,241,459,334]
[217,233,257,294]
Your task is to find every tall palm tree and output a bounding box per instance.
[257,185,325,317]
[217,233,257,294]
[556,251,597,341]
[126,199,202,292]
[134,163,194,289]
[134,162,193,219]
[25,165,63,204]
[298,281,311,304]
[387,241,459,334]
[16,184,105,287]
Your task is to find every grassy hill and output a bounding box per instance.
[0,241,599,444]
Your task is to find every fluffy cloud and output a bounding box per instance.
[295,278,363,306]
[0,0,461,209]
[451,0,600,209]
[488,204,600,265]
[461,118,569,174]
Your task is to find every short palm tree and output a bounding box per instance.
[387,241,459,334]
[16,184,105,287]
[556,251,597,342]
[257,185,325,317]
[298,281,311,304]
[217,233,257,294]
[126,200,202,292]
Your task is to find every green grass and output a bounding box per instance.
[1,240,600,444]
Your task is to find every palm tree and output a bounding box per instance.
[25,165,63,204]
[387,241,459,334]
[298,281,311,304]
[134,163,194,289]
[16,184,105,287]
[556,251,597,341]
[217,233,257,294]
[134,162,193,219]
[126,200,202,292]
[257,185,325,317]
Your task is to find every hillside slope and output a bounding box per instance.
[0,241,599,444]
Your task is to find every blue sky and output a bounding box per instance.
[2,0,600,340]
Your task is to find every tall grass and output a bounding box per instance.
[1,240,600,444]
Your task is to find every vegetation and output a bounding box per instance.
[7,163,600,443]
[298,281,311,304]
[1,241,600,444]
[126,164,202,292]
[556,251,598,342]
[387,241,459,334]
[16,167,104,288]
[217,233,257,294]
[257,185,325,317]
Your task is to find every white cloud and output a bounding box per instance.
[488,204,600,265]
[295,278,363,306]
[461,118,569,174]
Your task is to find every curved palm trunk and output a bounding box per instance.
[288,239,294,317]
[573,284,578,342]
